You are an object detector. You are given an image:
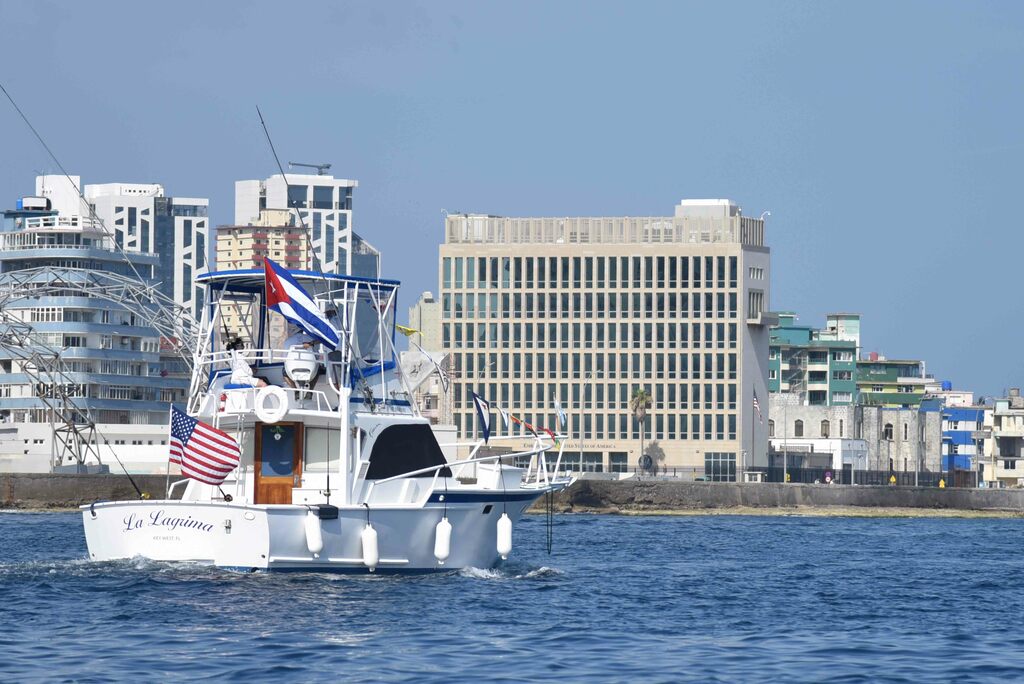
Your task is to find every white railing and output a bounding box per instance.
[363,433,571,508]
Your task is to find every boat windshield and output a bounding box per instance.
[365,423,451,479]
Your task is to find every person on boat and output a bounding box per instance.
[283,324,318,351]
[226,337,268,388]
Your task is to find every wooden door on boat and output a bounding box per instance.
[254,423,303,504]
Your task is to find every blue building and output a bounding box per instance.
[941,405,986,472]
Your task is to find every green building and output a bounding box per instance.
[770,311,930,409]
[856,357,928,408]
[769,312,859,406]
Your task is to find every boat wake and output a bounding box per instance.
[459,565,564,581]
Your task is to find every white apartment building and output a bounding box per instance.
[78,177,210,319]
[234,173,379,277]
[439,199,773,478]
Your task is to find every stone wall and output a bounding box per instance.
[768,400,944,472]
[1,474,181,509]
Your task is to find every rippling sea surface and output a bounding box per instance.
[3,512,1024,682]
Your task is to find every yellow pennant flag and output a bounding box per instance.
[396,325,420,337]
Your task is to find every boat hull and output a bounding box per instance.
[81,494,543,572]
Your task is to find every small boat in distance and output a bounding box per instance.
[82,265,570,572]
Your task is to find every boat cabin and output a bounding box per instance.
[175,269,457,507]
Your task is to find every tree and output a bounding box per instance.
[630,386,652,469]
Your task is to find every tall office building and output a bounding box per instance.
[80,178,209,320]
[234,173,379,278]
[439,199,773,479]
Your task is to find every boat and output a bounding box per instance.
[81,267,571,572]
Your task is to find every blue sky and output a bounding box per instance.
[1,1,1022,397]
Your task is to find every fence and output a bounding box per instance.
[762,466,977,488]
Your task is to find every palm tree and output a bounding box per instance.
[630,386,652,469]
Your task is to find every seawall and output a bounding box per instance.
[1,474,181,510]
[541,479,1024,515]
[3,474,1024,515]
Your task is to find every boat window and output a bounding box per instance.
[365,424,451,480]
[305,427,340,473]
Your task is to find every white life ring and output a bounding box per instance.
[254,385,289,423]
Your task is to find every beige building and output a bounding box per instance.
[407,291,442,350]
[439,199,773,478]
[215,209,309,342]
[983,389,1024,487]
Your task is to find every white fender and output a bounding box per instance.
[304,510,324,556]
[497,512,512,560]
[254,385,288,423]
[433,517,452,564]
[361,523,379,572]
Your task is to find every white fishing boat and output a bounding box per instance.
[82,265,570,572]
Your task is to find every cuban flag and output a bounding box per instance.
[263,258,341,350]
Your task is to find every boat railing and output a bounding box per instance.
[191,348,344,403]
[435,433,570,488]
[364,434,570,507]
[194,384,339,422]
[198,347,334,374]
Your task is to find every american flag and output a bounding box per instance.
[169,406,241,485]
[753,390,764,425]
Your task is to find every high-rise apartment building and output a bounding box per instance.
[81,178,209,319]
[0,175,190,472]
[439,199,773,479]
[215,209,308,271]
[215,209,310,343]
[234,173,379,277]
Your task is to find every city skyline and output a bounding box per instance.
[2,1,1023,397]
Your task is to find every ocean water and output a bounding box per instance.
[2,512,1024,683]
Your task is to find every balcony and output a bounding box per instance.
[746,311,779,327]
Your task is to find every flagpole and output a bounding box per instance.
[164,404,173,499]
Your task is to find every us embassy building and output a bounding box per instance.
[439,199,773,480]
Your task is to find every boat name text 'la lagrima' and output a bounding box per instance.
[122,510,215,534]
